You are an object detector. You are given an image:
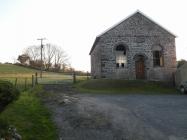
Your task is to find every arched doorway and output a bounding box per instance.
[134,55,145,79]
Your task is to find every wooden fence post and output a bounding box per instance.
[32,75,34,87]
[73,72,76,83]
[15,78,18,87]
[87,71,89,80]
[35,72,38,85]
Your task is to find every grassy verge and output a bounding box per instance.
[0,85,58,140]
[75,79,179,94]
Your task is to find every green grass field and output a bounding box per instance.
[0,64,38,90]
[75,79,178,94]
[0,64,38,75]
[0,64,69,87]
[0,86,58,139]
[0,64,87,90]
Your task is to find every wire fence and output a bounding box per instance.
[37,73,89,84]
[0,72,90,91]
[0,77,33,91]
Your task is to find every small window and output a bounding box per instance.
[121,63,124,68]
[153,51,164,67]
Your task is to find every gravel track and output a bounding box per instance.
[42,84,187,140]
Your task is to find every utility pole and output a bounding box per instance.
[37,38,46,78]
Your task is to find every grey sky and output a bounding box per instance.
[0,0,186,71]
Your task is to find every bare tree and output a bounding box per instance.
[43,44,56,70]
[24,45,40,61]
[23,44,70,71]
[53,46,69,71]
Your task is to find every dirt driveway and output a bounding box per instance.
[42,84,187,140]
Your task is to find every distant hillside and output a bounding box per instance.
[0,64,39,74]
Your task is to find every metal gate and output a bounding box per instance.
[37,72,73,84]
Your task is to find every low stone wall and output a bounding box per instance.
[175,63,187,86]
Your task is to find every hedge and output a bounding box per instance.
[0,80,20,112]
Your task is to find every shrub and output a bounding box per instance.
[0,80,20,112]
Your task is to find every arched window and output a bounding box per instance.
[115,44,127,68]
[153,51,164,66]
[152,45,164,67]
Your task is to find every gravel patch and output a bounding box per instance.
[42,84,187,140]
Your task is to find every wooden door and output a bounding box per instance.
[135,59,145,79]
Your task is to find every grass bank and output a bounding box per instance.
[75,79,178,94]
[0,85,58,140]
[0,64,87,86]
